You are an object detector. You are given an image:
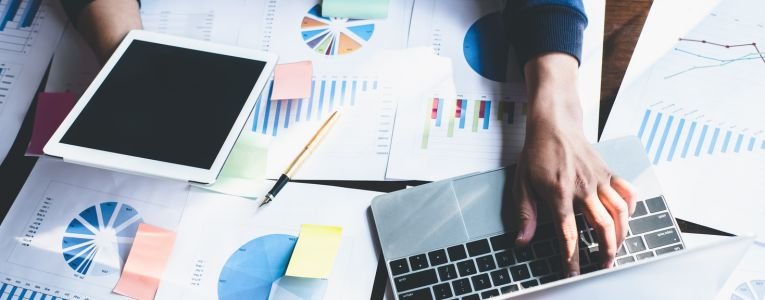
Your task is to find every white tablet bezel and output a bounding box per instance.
[44,30,278,184]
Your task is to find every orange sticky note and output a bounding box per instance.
[113,223,177,300]
[272,61,313,100]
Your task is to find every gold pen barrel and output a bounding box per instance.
[283,110,341,178]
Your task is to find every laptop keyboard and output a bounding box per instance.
[390,196,684,300]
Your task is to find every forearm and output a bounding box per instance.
[75,0,142,62]
[524,52,583,134]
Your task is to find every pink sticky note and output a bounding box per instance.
[113,224,177,300]
[26,92,76,156]
[272,61,313,100]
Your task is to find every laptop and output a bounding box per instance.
[370,137,753,299]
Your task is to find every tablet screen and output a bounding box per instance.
[61,40,266,169]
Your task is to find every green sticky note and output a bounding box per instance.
[195,132,270,199]
[321,0,390,19]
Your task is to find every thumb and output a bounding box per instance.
[514,169,538,246]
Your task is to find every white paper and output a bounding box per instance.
[0,158,190,299]
[385,0,605,181]
[0,0,65,163]
[237,0,413,180]
[155,182,381,299]
[45,0,247,96]
[601,0,765,242]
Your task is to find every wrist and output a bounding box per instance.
[524,52,584,134]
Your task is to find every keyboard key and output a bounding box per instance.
[616,256,636,265]
[625,236,647,253]
[533,223,555,241]
[540,274,559,284]
[399,288,432,300]
[636,252,655,260]
[476,254,497,272]
[433,283,453,299]
[500,284,519,294]
[467,239,491,257]
[428,249,448,266]
[616,245,628,257]
[472,273,493,291]
[452,278,473,296]
[515,246,534,262]
[490,268,512,286]
[578,250,590,265]
[589,250,602,265]
[394,269,438,292]
[481,289,500,299]
[645,196,667,212]
[509,265,531,281]
[533,241,554,258]
[409,254,429,271]
[494,251,515,268]
[644,228,681,249]
[655,244,684,255]
[521,279,539,288]
[462,294,480,300]
[629,212,674,235]
[448,245,468,261]
[490,234,511,251]
[632,201,648,217]
[457,259,478,277]
[548,255,562,273]
[390,258,409,276]
[551,239,560,254]
[437,264,458,281]
[575,215,586,230]
[529,260,550,277]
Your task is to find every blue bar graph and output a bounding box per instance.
[695,125,708,157]
[721,131,731,153]
[0,0,22,31]
[638,109,652,138]
[459,99,467,129]
[0,282,59,300]
[482,101,491,130]
[734,134,743,153]
[251,78,379,137]
[667,118,685,161]
[749,137,755,151]
[645,113,663,153]
[20,0,42,28]
[653,115,674,164]
[681,121,696,158]
[708,128,720,155]
[435,98,444,127]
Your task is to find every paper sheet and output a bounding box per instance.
[0,158,190,299]
[322,0,390,19]
[601,0,765,242]
[384,0,605,181]
[0,0,66,163]
[113,224,177,300]
[193,132,271,199]
[239,0,413,180]
[272,61,313,100]
[269,277,328,300]
[155,183,381,299]
[285,224,343,279]
[25,92,75,156]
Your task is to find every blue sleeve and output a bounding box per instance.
[504,0,588,65]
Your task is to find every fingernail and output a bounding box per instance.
[567,272,579,278]
[515,231,525,244]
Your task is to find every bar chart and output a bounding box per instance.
[421,97,526,149]
[0,0,45,53]
[0,275,76,300]
[638,108,765,165]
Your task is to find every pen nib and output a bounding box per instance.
[259,194,273,207]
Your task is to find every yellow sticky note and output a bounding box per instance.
[285,224,343,279]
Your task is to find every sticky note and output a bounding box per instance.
[113,224,177,300]
[285,224,342,279]
[269,277,328,300]
[26,92,76,156]
[272,61,313,100]
[195,132,270,198]
[321,0,390,19]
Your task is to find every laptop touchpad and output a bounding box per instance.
[452,169,508,239]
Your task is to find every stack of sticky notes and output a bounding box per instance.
[321,0,391,19]
[113,224,177,300]
[270,224,343,300]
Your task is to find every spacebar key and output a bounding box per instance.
[394,269,438,292]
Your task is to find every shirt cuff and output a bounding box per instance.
[506,5,588,66]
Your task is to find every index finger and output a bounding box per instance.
[555,206,581,277]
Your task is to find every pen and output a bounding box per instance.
[259,110,341,207]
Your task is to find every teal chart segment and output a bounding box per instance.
[463,12,509,82]
[218,234,298,300]
[300,4,375,56]
[61,202,142,276]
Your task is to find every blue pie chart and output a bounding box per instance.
[463,12,510,82]
[218,234,298,300]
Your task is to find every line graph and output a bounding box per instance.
[666,37,765,79]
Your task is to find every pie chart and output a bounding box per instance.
[61,202,142,276]
[300,4,375,56]
[218,234,298,300]
[463,12,510,82]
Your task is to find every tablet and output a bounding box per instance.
[45,30,277,184]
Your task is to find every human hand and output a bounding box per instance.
[512,53,636,276]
